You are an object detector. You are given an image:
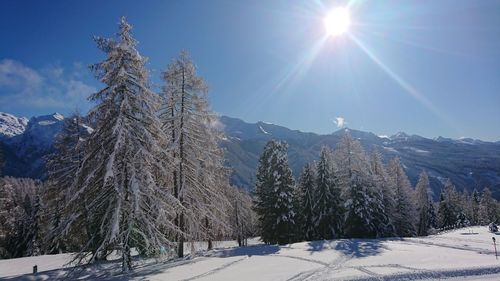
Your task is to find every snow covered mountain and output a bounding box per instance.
[219,116,500,199]
[0,112,29,139]
[0,112,90,178]
[1,112,500,199]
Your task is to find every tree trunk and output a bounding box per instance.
[177,68,186,258]
[122,243,132,273]
[177,213,184,257]
[205,217,213,250]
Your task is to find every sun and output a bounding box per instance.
[324,7,351,37]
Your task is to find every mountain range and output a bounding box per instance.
[1,112,499,199]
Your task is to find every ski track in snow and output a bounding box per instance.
[287,253,354,281]
[400,238,495,255]
[177,257,248,281]
[4,227,500,280]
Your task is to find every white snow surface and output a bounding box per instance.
[0,112,28,138]
[4,227,500,280]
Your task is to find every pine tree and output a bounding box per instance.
[291,179,304,241]
[62,17,178,272]
[437,179,459,229]
[315,146,343,239]
[335,135,389,238]
[160,50,231,257]
[298,163,316,241]
[471,189,481,225]
[254,140,296,245]
[415,171,433,236]
[387,157,416,237]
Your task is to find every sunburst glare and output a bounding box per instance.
[324,7,351,36]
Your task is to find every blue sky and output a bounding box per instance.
[1,0,499,140]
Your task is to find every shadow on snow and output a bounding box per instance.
[307,238,393,258]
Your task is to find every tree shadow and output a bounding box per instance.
[306,240,331,253]
[334,239,388,258]
[306,238,391,258]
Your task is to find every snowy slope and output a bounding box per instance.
[3,227,500,280]
[0,112,28,139]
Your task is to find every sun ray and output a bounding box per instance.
[358,29,475,59]
[348,33,457,130]
[236,35,329,118]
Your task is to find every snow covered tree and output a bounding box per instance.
[254,140,296,245]
[415,171,434,236]
[370,150,396,237]
[0,177,43,258]
[315,146,343,239]
[160,50,231,257]
[479,187,498,225]
[335,135,389,238]
[437,179,460,229]
[62,17,179,272]
[0,143,4,175]
[470,189,481,225]
[459,190,473,227]
[387,157,416,237]
[298,163,316,241]
[230,188,256,246]
[44,113,89,254]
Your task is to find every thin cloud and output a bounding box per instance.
[0,59,96,111]
[0,59,43,89]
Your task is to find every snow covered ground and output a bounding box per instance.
[3,227,500,280]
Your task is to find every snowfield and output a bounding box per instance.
[3,227,500,280]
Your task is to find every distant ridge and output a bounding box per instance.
[1,112,500,199]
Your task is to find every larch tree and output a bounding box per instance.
[315,146,342,239]
[230,187,256,247]
[387,157,416,237]
[370,150,395,236]
[160,50,231,257]
[44,113,89,254]
[62,17,178,272]
[254,140,296,245]
[479,187,497,224]
[415,171,434,236]
[0,177,42,258]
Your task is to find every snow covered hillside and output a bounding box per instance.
[3,227,500,280]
